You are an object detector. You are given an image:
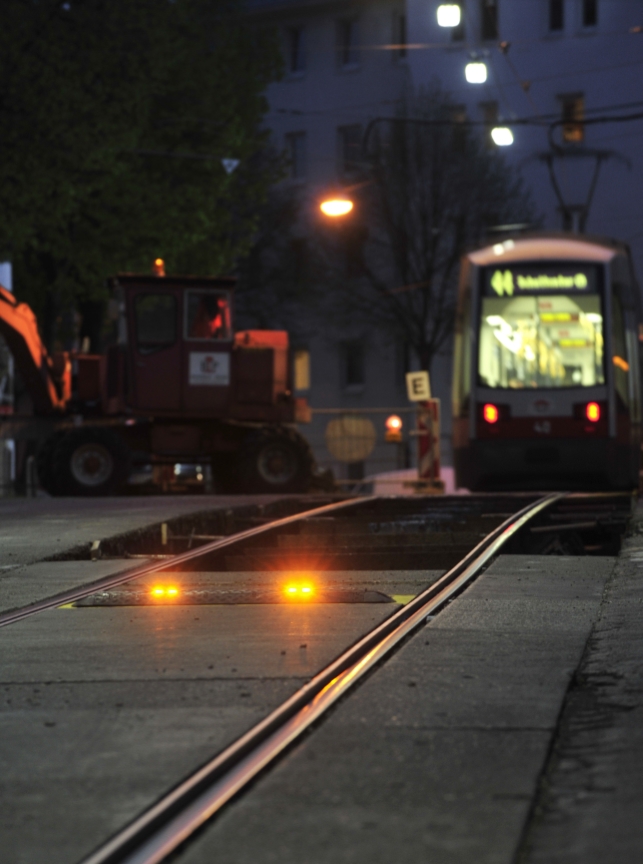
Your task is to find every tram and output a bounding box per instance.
[452,232,642,490]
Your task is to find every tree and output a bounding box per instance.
[315,86,536,372]
[0,0,282,348]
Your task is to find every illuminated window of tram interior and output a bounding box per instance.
[185,291,231,341]
[479,294,604,389]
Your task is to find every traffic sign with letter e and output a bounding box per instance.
[406,370,431,402]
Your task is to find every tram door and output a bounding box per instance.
[611,272,642,479]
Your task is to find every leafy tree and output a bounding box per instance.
[315,86,536,372]
[0,0,282,347]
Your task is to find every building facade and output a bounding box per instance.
[247,0,643,485]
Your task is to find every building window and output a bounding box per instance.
[560,94,584,143]
[286,131,306,179]
[342,341,365,389]
[583,0,598,27]
[337,18,360,68]
[286,26,306,74]
[293,349,310,391]
[549,0,564,31]
[481,0,498,40]
[392,12,407,60]
[480,100,499,148]
[337,124,362,177]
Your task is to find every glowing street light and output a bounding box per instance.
[437,4,461,27]
[491,126,514,146]
[465,62,488,84]
[320,198,354,217]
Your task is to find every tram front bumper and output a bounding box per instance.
[455,437,637,491]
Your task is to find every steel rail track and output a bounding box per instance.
[0,496,375,629]
[79,492,563,864]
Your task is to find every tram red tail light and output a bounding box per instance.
[483,403,499,424]
[585,402,601,422]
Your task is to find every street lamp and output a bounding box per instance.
[465,62,487,83]
[437,4,461,27]
[491,126,514,146]
[320,198,354,217]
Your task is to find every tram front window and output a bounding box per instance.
[478,294,604,389]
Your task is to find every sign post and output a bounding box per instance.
[405,371,444,494]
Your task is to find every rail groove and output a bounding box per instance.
[79,492,563,864]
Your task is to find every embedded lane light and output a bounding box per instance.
[150,585,180,600]
[320,198,354,217]
[483,403,499,424]
[437,4,461,27]
[491,126,514,146]
[284,581,315,600]
[465,62,488,84]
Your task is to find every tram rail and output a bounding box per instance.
[1,490,633,864]
[75,492,566,864]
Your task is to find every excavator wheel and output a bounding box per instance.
[51,428,131,496]
[36,431,67,495]
[236,427,314,494]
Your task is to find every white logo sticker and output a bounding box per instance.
[189,352,230,386]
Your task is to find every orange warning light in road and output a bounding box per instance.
[150,585,180,599]
[284,581,315,600]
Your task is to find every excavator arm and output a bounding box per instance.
[0,285,64,413]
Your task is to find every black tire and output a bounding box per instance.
[237,427,314,494]
[36,431,67,495]
[52,428,131,496]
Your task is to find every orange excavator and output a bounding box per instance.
[0,271,314,495]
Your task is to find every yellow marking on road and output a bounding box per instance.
[391,595,416,605]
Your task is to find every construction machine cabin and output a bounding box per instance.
[0,272,314,496]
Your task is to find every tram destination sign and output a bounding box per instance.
[484,263,598,297]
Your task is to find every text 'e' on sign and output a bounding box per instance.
[406,371,431,402]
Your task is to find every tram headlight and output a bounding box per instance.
[483,403,499,424]
[585,402,601,422]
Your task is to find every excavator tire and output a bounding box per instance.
[236,427,314,494]
[51,427,131,496]
[36,431,67,495]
